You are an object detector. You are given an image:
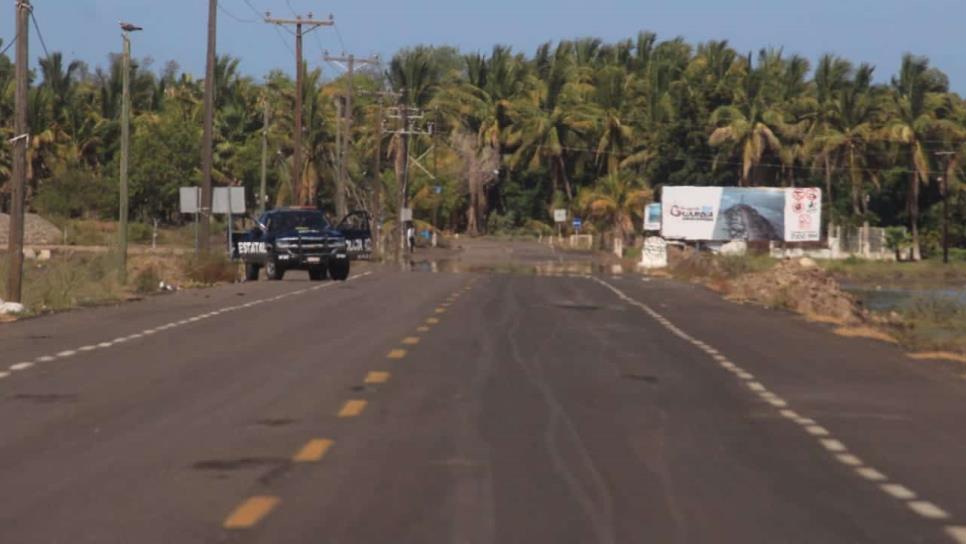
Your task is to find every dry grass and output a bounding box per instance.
[833,326,898,344]
[907,352,966,364]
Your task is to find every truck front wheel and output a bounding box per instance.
[266,259,285,281]
[245,263,261,281]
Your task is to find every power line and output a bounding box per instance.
[0,32,18,56]
[29,11,49,59]
[272,25,295,55]
[240,0,264,18]
[332,21,347,54]
[218,2,257,23]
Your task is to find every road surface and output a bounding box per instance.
[1,239,964,543]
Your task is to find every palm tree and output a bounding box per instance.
[882,54,951,260]
[577,171,652,243]
[708,54,784,186]
[806,62,882,217]
[510,42,594,204]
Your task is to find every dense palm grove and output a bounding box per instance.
[1,33,964,257]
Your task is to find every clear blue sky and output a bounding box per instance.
[4,0,965,93]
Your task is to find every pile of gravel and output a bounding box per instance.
[0,213,63,246]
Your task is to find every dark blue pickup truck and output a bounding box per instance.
[233,208,371,281]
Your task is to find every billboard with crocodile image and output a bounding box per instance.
[660,186,821,241]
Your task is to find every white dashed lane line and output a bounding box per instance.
[591,276,964,540]
[2,272,372,380]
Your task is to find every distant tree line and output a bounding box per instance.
[1,32,964,258]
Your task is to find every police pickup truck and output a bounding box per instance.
[233,208,371,281]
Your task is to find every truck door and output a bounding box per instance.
[336,211,372,260]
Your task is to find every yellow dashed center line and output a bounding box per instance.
[365,371,391,384]
[293,439,334,463]
[223,496,280,529]
[338,399,368,417]
[416,326,431,333]
[434,308,446,314]
[402,336,420,345]
[426,317,440,325]
[387,348,408,359]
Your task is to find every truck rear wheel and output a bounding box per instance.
[329,260,350,281]
[266,259,285,281]
[245,263,261,281]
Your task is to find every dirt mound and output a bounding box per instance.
[727,258,865,324]
[0,213,63,246]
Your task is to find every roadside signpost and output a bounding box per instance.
[179,187,201,251]
[213,187,245,256]
[572,217,582,233]
[180,186,245,255]
[553,208,567,240]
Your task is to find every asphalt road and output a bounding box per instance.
[1,240,964,543]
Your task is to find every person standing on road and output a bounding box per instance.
[407,223,416,253]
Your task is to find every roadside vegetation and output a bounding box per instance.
[0,251,238,316]
[663,251,966,357]
[821,256,966,288]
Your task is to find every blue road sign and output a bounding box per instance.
[572,217,582,230]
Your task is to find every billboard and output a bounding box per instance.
[661,187,821,241]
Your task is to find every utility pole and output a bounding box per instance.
[387,103,430,261]
[265,13,333,206]
[259,98,269,215]
[118,24,140,283]
[323,52,378,217]
[5,0,29,303]
[334,95,343,211]
[200,0,217,253]
[935,150,955,264]
[359,89,399,261]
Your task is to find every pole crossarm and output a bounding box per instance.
[264,14,333,29]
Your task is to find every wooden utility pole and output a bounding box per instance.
[118,27,138,283]
[5,0,29,303]
[259,98,269,215]
[936,150,956,265]
[265,13,333,206]
[199,0,217,253]
[323,53,378,217]
[387,103,430,261]
[334,95,342,210]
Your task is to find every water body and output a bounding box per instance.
[843,283,966,312]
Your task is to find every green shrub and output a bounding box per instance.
[128,223,154,244]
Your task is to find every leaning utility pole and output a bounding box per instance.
[265,13,333,206]
[259,98,269,215]
[199,0,217,253]
[5,0,29,303]
[323,52,378,217]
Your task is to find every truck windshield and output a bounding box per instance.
[273,211,329,232]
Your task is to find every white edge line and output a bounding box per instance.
[1,271,374,378]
